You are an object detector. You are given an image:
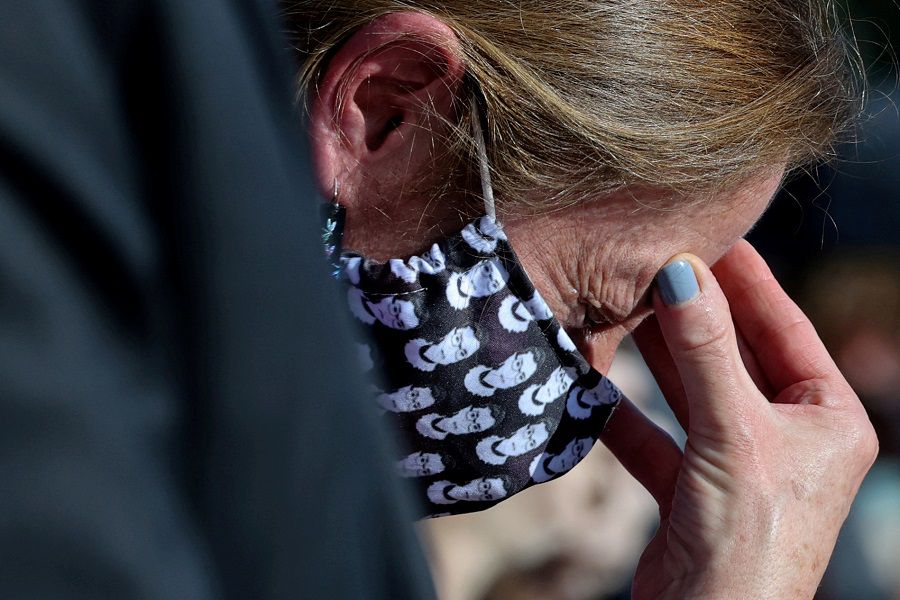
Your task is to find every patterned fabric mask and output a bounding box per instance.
[324,205,622,517]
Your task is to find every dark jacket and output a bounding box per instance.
[0,1,433,597]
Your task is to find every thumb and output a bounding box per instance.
[653,255,760,437]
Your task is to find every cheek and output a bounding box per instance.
[572,328,627,375]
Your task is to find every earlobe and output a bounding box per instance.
[308,12,465,201]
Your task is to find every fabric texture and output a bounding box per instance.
[0,2,434,598]
[337,215,621,516]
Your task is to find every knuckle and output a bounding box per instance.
[840,411,880,467]
[677,308,733,359]
[853,419,880,466]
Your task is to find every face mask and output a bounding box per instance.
[321,100,622,518]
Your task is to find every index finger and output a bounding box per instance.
[711,240,847,395]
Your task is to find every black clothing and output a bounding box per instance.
[0,1,433,598]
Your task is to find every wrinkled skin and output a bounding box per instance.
[601,241,878,599]
[306,12,879,597]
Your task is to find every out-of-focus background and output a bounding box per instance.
[419,2,900,598]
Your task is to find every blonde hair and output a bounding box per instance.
[284,1,862,210]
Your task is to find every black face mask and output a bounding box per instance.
[324,205,622,517]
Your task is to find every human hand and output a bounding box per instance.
[600,240,878,599]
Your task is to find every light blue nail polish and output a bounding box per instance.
[657,260,700,306]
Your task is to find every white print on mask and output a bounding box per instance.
[518,366,575,416]
[375,385,437,413]
[529,437,595,483]
[556,327,577,352]
[396,451,446,478]
[427,477,508,505]
[498,291,553,333]
[523,290,553,321]
[446,258,509,310]
[461,216,508,253]
[342,256,362,285]
[566,376,622,420]
[497,295,533,333]
[389,244,447,283]
[347,288,420,330]
[475,422,550,466]
[464,350,539,398]
[416,405,497,441]
[405,326,480,372]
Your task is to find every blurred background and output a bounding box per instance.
[419,1,900,598]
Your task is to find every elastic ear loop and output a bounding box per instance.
[469,96,496,221]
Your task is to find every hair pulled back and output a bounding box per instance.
[285,1,861,209]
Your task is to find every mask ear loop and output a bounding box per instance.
[469,95,496,221]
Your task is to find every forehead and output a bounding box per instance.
[507,168,784,330]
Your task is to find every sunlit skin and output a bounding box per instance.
[308,11,878,599]
[505,171,782,374]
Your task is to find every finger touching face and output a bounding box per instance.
[504,167,786,365]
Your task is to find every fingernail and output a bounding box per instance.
[657,260,700,306]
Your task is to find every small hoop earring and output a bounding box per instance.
[331,179,341,204]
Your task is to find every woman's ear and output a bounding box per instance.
[309,12,465,203]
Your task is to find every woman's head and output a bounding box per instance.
[284,1,861,365]
[287,0,859,210]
